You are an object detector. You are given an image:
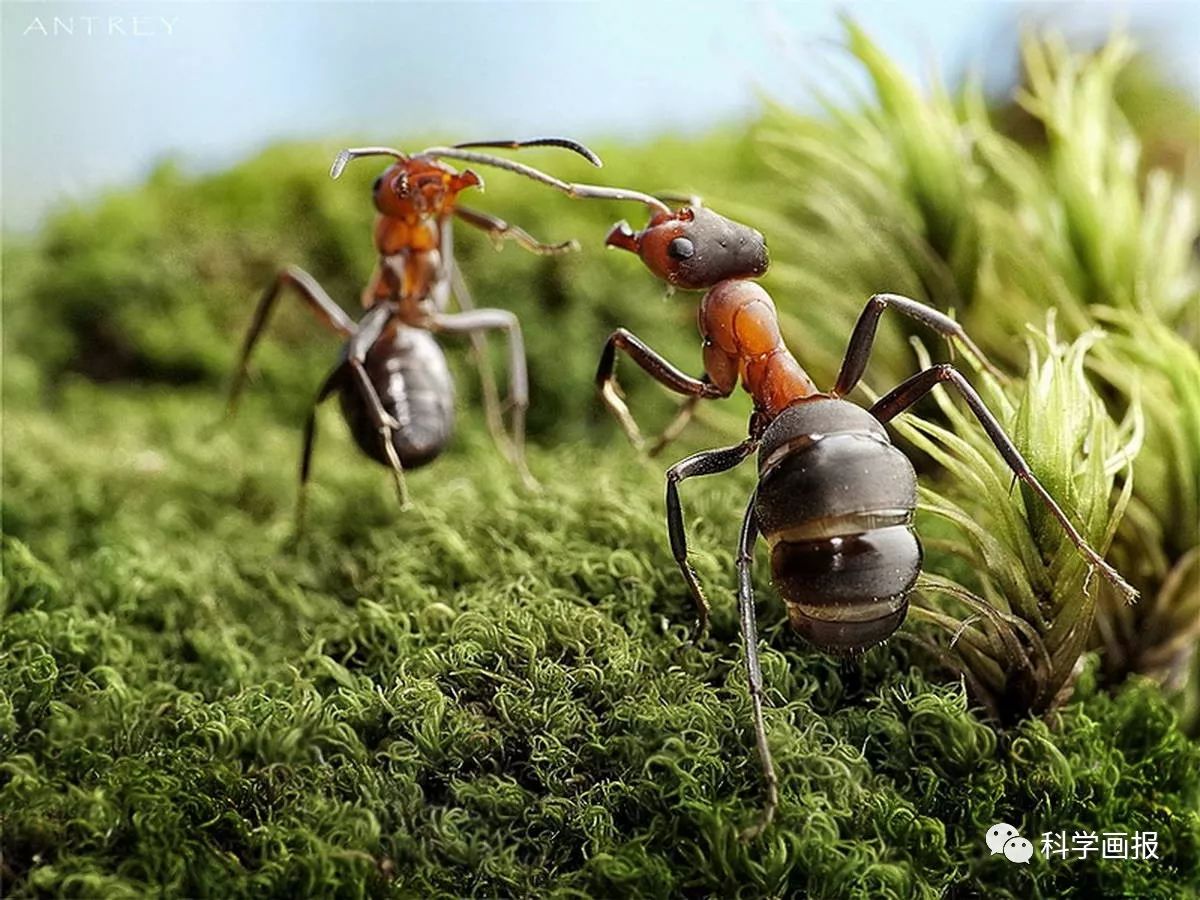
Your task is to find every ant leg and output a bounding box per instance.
[432,309,537,489]
[295,368,342,534]
[832,293,1003,398]
[448,263,514,463]
[454,206,577,255]
[346,304,410,510]
[227,266,355,417]
[596,329,729,450]
[734,491,779,841]
[665,439,758,642]
[871,364,1137,602]
[649,395,702,458]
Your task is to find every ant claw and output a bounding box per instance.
[685,617,710,648]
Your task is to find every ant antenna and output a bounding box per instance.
[330,147,410,179]
[451,137,602,168]
[422,145,671,215]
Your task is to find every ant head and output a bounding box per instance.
[334,138,602,219]
[370,158,481,218]
[604,206,769,290]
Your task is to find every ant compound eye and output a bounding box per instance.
[372,175,384,193]
[668,237,695,260]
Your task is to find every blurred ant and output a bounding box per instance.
[225,137,617,521]
[594,198,1139,838]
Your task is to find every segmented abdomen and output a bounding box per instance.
[340,326,455,470]
[755,399,921,653]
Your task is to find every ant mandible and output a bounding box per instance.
[593,198,1139,838]
[225,137,611,523]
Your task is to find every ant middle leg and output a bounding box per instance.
[832,293,1004,398]
[227,266,355,417]
[596,329,729,450]
[432,308,537,488]
[870,363,1137,602]
[295,368,342,534]
[665,439,758,642]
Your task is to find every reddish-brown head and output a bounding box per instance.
[371,158,481,219]
[605,206,769,290]
[331,137,603,222]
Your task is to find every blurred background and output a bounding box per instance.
[3,1,1197,232]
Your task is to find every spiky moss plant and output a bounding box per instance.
[966,38,1200,691]
[4,376,1199,897]
[754,25,1200,697]
[894,322,1139,722]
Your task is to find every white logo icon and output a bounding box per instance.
[1004,836,1033,864]
[986,823,1032,863]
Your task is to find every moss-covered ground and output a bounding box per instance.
[5,379,1198,898]
[3,30,1199,899]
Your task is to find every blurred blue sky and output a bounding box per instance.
[2,1,1196,231]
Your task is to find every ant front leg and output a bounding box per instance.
[733,491,779,841]
[871,364,1138,602]
[431,308,537,488]
[227,266,355,417]
[665,439,758,643]
[832,293,1004,398]
[595,329,730,450]
[454,206,578,255]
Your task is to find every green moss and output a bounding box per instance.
[3,375,1198,897]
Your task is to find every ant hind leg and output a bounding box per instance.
[432,308,538,489]
[449,263,515,464]
[733,492,779,841]
[870,363,1137,603]
[294,368,343,536]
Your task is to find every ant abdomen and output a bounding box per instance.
[340,325,455,470]
[755,398,922,653]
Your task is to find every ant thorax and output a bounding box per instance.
[698,280,819,416]
[373,213,443,257]
[364,245,446,320]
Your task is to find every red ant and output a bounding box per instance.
[594,199,1138,838]
[225,137,621,522]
